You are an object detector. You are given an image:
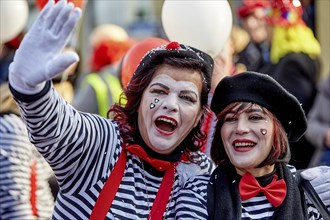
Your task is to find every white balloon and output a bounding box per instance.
[0,0,29,44]
[161,0,232,57]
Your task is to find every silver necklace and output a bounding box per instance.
[141,160,151,219]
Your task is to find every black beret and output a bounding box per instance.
[211,71,307,142]
[131,42,214,91]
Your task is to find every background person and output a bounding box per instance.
[305,75,330,167]
[262,0,322,169]
[72,24,135,117]
[0,82,55,220]
[235,0,271,72]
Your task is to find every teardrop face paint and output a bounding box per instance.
[150,98,160,109]
[260,129,267,135]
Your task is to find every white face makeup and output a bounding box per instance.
[221,104,274,176]
[138,64,203,155]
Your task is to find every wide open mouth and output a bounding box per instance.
[155,116,178,132]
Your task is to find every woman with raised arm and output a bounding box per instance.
[8,1,215,219]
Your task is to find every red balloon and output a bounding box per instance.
[120,37,169,89]
[35,0,85,10]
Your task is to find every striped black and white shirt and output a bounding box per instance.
[177,165,326,219]
[12,84,215,219]
[0,113,54,219]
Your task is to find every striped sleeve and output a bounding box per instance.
[13,86,121,194]
[175,174,210,220]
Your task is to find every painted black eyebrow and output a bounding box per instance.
[150,82,198,99]
[150,82,169,90]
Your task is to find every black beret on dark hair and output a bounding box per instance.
[131,42,214,91]
[211,71,307,142]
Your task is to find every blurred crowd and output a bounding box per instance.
[0,0,329,219]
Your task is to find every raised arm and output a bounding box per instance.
[7,1,123,192]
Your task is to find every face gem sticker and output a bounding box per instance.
[150,103,156,109]
[260,129,267,135]
[154,98,159,103]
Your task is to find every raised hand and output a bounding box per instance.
[9,0,82,94]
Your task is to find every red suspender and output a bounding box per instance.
[89,148,176,220]
[149,163,176,219]
[89,150,127,220]
[30,159,38,217]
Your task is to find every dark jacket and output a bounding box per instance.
[260,52,320,169]
[268,53,320,114]
[236,41,270,72]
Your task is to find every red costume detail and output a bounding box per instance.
[166,42,180,50]
[239,172,287,207]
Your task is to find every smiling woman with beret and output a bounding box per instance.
[177,71,329,220]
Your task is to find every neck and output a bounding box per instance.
[235,164,275,177]
[136,132,185,162]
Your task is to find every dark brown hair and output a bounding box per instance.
[109,56,210,153]
[211,102,290,167]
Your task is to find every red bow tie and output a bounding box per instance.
[239,172,287,207]
[124,144,188,172]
